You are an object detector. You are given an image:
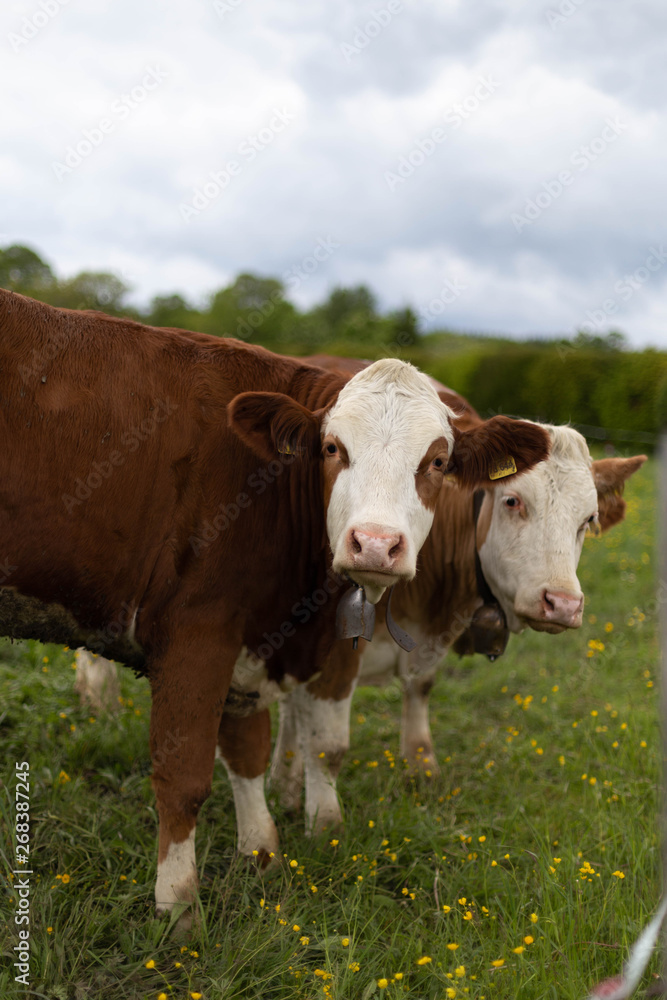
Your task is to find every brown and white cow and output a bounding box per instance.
[0,289,550,926]
[269,362,645,831]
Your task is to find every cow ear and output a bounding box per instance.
[447,416,550,489]
[227,391,323,462]
[591,455,647,532]
[437,390,481,432]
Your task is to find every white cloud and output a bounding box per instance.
[1,0,666,346]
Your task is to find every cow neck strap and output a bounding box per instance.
[385,586,417,652]
[473,489,499,607]
[471,490,510,662]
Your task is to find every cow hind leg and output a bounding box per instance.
[294,682,356,835]
[217,709,279,866]
[400,672,440,775]
[74,649,120,713]
[269,695,305,813]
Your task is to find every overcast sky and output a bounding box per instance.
[2,0,666,346]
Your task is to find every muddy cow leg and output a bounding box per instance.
[150,619,237,927]
[217,708,279,865]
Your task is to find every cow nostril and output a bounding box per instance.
[543,591,555,612]
[350,532,362,554]
[388,537,403,559]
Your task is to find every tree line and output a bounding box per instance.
[2,243,664,445]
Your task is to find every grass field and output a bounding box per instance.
[0,455,661,999]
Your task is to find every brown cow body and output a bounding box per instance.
[1,291,550,925]
[0,291,353,920]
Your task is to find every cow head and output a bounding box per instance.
[475,425,646,633]
[229,359,550,603]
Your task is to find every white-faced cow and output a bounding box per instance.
[269,360,645,832]
[0,290,550,927]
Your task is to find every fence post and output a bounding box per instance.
[660,409,667,994]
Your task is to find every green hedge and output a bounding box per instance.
[421,343,666,448]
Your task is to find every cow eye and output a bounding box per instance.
[325,442,338,456]
[503,496,521,510]
[432,457,444,469]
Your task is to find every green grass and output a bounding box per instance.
[0,457,661,999]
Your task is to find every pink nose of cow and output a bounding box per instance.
[541,590,584,627]
[347,528,406,573]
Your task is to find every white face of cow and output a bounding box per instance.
[323,360,455,603]
[477,426,598,634]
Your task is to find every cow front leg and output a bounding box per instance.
[296,682,356,835]
[269,695,305,813]
[150,626,235,928]
[217,709,279,865]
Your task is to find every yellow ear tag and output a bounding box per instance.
[489,455,517,481]
[278,443,293,455]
